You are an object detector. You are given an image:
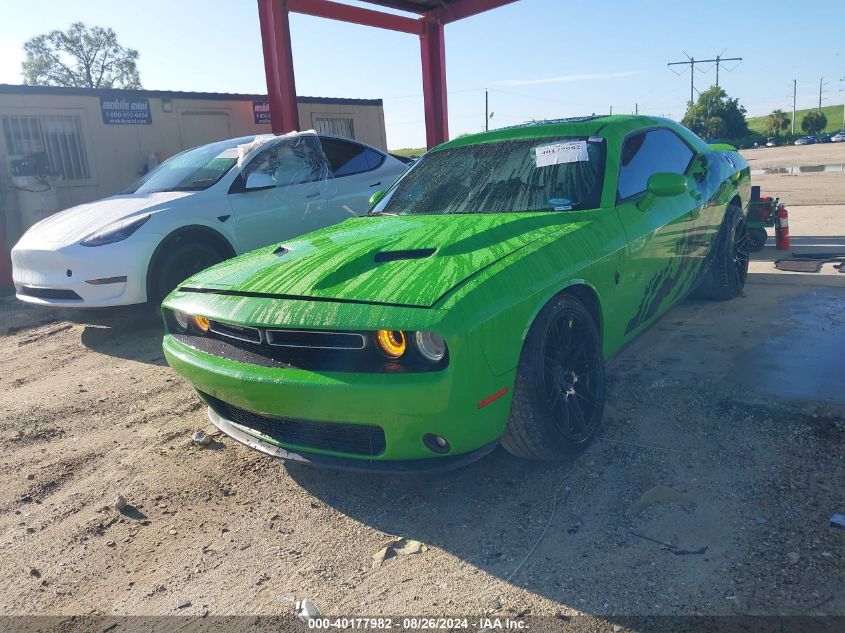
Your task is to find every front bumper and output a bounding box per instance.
[163,330,514,466]
[11,243,146,307]
[207,405,498,472]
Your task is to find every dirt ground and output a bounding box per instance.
[0,143,843,626]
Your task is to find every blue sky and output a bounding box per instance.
[0,0,842,148]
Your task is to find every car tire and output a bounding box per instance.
[501,293,606,461]
[696,204,749,301]
[149,240,225,308]
[745,227,767,253]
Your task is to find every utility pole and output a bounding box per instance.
[819,77,827,109]
[792,79,797,135]
[635,102,638,115]
[609,105,613,115]
[485,89,488,132]
[841,77,845,131]
[668,52,742,106]
[668,56,696,105]
[715,51,724,86]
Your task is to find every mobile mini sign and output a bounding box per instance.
[253,100,271,125]
[100,97,152,124]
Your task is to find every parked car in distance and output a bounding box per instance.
[765,137,777,147]
[831,131,845,143]
[815,134,832,143]
[794,136,816,145]
[162,115,751,471]
[11,133,408,307]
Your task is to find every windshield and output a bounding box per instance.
[123,139,242,194]
[373,136,606,215]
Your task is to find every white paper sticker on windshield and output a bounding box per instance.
[535,141,588,167]
[215,147,239,159]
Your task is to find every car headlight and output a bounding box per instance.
[413,331,446,363]
[375,329,406,359]
[374,329,447,363]
[80,214,151,247]
[172,310,190,332]
[168,310,210,334]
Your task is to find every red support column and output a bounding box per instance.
[419,16,448,149]
[257,0,300,134]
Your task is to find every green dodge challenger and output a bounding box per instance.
[162,115,751,471]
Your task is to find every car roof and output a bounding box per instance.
[433,115,675,151]
[202,133,383,153]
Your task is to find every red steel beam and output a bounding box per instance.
[288,0,421,34]
[433,0,519,25]
[257,0,300,134]
[419,16,448,148]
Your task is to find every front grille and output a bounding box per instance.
[19,286,82,301]
[208,320,261,344]
[202,393,386,456]
[171,330,445,373]
[266,329,366,350]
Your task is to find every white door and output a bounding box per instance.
[227,136,333,253]
[178,110,232,148]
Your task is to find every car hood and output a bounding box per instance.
[15,191,193,248]
[181,213,581,308]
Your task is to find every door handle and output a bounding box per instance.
[369,181,382,187]
[306,192,320,198]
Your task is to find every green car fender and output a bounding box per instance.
[438,211,628,378]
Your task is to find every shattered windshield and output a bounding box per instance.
[373,136,606,215]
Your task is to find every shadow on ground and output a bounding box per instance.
[285,288,845,616]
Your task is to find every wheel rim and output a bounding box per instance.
[163,248,220,295]
[733,218,750,287]
[541,310,602,443]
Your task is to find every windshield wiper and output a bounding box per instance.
[364,210,398,217]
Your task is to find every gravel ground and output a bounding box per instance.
[0,144,842,627]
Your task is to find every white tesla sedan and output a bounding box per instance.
[12,132,408,307]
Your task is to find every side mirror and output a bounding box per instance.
[637,172,687,212]
[368,190,386,208]
[647,172,688,197]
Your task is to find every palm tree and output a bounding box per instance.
[765,109,790,136]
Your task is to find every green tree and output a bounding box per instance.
[681,86,749,140]
[704,116,727,140]
[801,110,827,135]
[765,109,790,136]
[22,22,141,89]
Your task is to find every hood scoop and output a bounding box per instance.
[374,248,436,263]
[273,245,290,256]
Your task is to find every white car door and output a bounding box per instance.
[320,138,397,220]
[227,136,333,253]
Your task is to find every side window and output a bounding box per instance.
[243,137,326,189]
[617,129,694,200]
[321,138,377,177]
[364,148,385,170]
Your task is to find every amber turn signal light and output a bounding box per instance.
[192,315,210,333]
[375,329,406,358]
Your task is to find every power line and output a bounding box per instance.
[667,51,742,105]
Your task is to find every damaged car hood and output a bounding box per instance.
[180,213,580,308]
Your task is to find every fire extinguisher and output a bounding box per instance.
[775,204,790,250]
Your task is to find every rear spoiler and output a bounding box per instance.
[708,143,738,152]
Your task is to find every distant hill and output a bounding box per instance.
[390,147,426,158]
[747,104,844,135]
